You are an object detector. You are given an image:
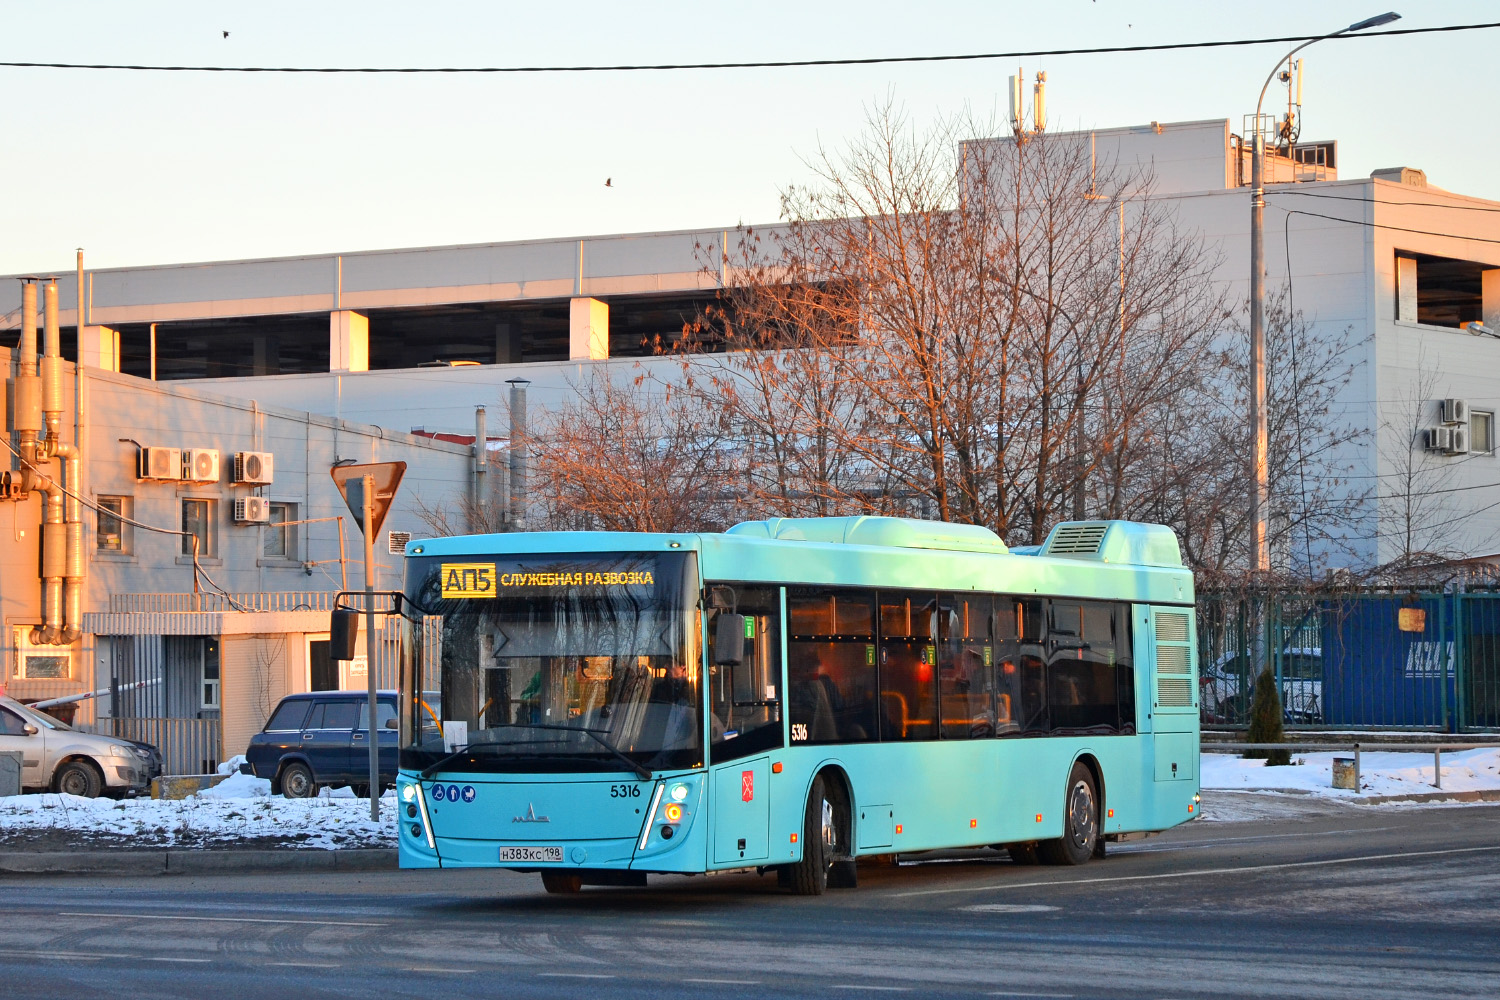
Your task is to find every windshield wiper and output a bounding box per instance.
[419,740,525,779]
[419,724,652,781]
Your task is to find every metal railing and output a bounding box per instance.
[102,717,221,776]
[108,591,341,614]
[1209,741,1500,792]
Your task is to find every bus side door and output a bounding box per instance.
[711,756,771,864]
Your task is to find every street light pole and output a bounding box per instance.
[1249,11,1399,575]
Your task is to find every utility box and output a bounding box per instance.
[0,751,21,797]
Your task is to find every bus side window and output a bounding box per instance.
[1014,598,1049,734]
[878,591,938,741]
[787,588,876,745]
[707,584,784,763]
[1115,603,1136,734]
[1048,601,1121,735]
[939,592,995,739]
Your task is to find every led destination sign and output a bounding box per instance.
[440,562,657,598]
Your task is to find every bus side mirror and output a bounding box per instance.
[331,608,360,661]
[714,613,747,666]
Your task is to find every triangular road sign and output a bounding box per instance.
[331,461,406,538]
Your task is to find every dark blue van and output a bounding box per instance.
[245,691,398,798]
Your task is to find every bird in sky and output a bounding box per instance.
[605,178,613,187]
[222,30,230,38]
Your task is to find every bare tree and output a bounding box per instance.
[1169,290,1368,581]
[676,100,1227,546]
[527,372,741,533]
[1372,352,1490,573]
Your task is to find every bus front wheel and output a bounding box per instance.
[1039,763,1099,866]
[782,776,842,895]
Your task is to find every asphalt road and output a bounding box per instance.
[2,795,1498,1000]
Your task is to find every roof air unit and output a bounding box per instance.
[1423,427,1453,453]
[1448,426,1471,456]
[1442,398,1470,424]
[232,451,274,485]
[139,446,183,481]
[233,496,271,523]
[184,448,221,483]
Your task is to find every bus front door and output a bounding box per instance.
[711,756,770,865]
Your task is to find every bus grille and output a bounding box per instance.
[1156,645,1189,675]
[1157,676,1193,707]
[1155,611,1189,642]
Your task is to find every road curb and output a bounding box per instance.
[1208,787,1500,805]
[0,847,397,875]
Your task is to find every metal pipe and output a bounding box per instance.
[473,405,487,533]
[34,474,64,644]
[507,378,529,531]
[42,280,64,451]
[16,281,40,492]
[56,443,82,644]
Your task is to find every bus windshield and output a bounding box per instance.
[401,551,701,773]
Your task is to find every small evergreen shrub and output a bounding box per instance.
[1244,664,1291,765]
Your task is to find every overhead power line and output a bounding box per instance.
[0,21,1496,74]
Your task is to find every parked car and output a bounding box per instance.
[245,691,400,798]
[1201,648,1323,724]
[0,695,162,797]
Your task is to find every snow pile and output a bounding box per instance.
[1201,747,1500,812]
[0,784,397,849]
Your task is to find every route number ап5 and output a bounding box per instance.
[610,784,642,798]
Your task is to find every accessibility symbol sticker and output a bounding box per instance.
[461,785,476,803]
[431,784,446,801]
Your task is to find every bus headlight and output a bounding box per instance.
[401,784,417,803]
[664,802,683,823]
[669,783,689,802]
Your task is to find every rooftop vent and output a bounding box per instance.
[1371,166,1426,188]
[1044,522,1109,556]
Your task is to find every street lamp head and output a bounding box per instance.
[1348,11,1400,32]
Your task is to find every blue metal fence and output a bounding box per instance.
[1198,591,1500,733]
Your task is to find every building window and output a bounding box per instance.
[264,502,297,560]
[96,496,133,553]
[181,498,215,557]
[1395,251,1495,329]
[201,640,220,710]
[1474,411,1495,455]
[14,627,71,680]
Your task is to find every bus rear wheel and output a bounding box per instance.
[541,871,582,894]
[1039,763,1099,866]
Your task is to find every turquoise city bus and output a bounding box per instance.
[394,516,1200,894]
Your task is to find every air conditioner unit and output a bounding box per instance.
[233,496,271,524]
[388,530,412,556]
[1448,426,1471,455]
[1423,427,1453,453]
[184,448,220,483]
[138,446,183,481]
[232,451,274,485]
[1442,398,1470,424]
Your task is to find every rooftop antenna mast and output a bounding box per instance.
[1008,68,1048,136]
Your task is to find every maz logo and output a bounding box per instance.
[512,803,551,823]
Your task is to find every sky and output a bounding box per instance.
[1,1,1495,274]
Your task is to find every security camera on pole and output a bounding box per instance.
[330,461,406,822]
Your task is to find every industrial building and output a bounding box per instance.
[2,115,1499,574]
[0,280,474,771]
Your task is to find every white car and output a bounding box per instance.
[1200,648,1323,725]
[0,695,161,797]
